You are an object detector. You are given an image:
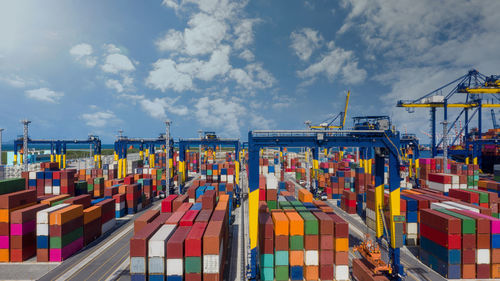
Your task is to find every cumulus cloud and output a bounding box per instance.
[156,29,184,52]
[290,28,323,61]
[297,42,366,84]
[0,75,34,88]
[101,53,135,74]
[69,43,97,67]
[24,88,64,103]
[146,59,195,92]
[184,13,228,56]
[234,19,260,50]
[80,110,118,127]
[194,97,246,136]
[239,49,255,61]
[140,96,189,120]
[230,63,275,90]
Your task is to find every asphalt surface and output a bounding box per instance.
[284,174,447,281]
[38,176,199,281]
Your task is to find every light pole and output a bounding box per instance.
[198,130,202,170]
[165,120,171,193]
[0,128,4,166]
[21,120,31,172]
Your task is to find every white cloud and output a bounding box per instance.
[140,96,189,120]
[230,63,275,90]
[103,43,121,54]
[196,45,231,80]
[250,113,274,129]
[297,42,366,84]
[156,29,184,52]
[184,13,227,56]
[194,96,245,136]
[146,59,194,92]
[234,19,259,50]
[105,79,124,93]
[80,110,118,127]
[0,75,29,88]
[24,88,63,103]
[290,28,323,61]
[101,53,135,74]
[239,49,255,61]
[69,43,97,67]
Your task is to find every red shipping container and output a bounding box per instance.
[185,222,207,256]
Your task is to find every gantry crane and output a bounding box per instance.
[247,129,406,281]
[306,90,351,130]
[491,109,499,129]
[13,135,102,169]
[397,69,500,166]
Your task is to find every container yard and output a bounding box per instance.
[1,2,500,281]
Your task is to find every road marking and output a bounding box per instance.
[104,256,130,281]
[99,251,129,281]
[82,240,131,281]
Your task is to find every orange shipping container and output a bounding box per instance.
[335,237,349,252]
[83,206,101,224]
[289,250,304,266]
[285,211,304,236]
[50,205,83,225]
[304,265,319,280]
[271,211,289,236]
[298,189,313,203]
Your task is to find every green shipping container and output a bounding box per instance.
[466,189,489,203]
[50,227,83,248]
[436,209,476,234]
[184,257,201,273]
[0,178,25,195]
[267,200,277,210]
[298,211,318,235]
[290,235,304,250]
[275,265,289,281]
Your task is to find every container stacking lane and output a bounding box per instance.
[284,174,446,281]
[39,176,200,281]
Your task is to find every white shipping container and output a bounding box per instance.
[477,249,490,264]
[265,174,278,190]
[37,204,70,224]
[407,223,418,235]
[36,224,49,236]
[52,186,60,195]
[130,257,146,274]
[430,202,457,210]
[148,257,164,274]
[335,265,349,281]
[166,258,183,275]
[304,250,318,266]
[203,254,220,273]
[44,185,52,195]
[149,225,176,257]
[442,201,479,213]
[29,172,36,179]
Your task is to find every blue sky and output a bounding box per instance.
[0,0,499,143]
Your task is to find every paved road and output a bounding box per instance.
[284,174,446,281]
[39,176,199,281]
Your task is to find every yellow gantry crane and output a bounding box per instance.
[306,90,351,130]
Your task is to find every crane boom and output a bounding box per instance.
[341,90,351,129]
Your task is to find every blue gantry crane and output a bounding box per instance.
[13,135,102,169]
[178,132,241,197]
[247,129,406,281]
[114,134,174,180]
[397,69,500,166]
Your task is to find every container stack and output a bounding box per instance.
[95,199,115,234]
[314,211,334,281]
[113,193,126,218]
[49,205,84,262]
[184,222,207,280]
[340,189,356,214]
[36,203,70,262]
[0,189,37,262]
[166,226,191,280]
[148,224,176,281]
[419,209,462,279]
[285,210,304,281]
[272,211,289,281]
[83,206,101,246]
[9,204,48,261]
[259,207,274,281]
